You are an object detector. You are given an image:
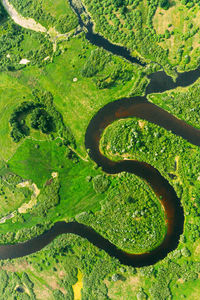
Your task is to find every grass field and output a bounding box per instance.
[8,0,78,32]
[0,34,142,243]
[42,0,77,24]
[0,35,140,161]
[6,138,107,221]
[0,184,29,217]
[153,1,200,70]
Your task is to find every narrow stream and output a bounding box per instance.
[68,0,146,66]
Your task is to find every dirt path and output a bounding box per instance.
[0,213,15,224]
[17,181,40,213]
[2,0,47,32]
[2,0,81,55]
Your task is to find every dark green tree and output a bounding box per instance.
[159,0,170,9]
[31,108,52,133]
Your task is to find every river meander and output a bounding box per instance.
[1,0,200,267]
[1,79,200,266]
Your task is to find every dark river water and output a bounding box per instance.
[2,93,199,266]
[1,0,200,267]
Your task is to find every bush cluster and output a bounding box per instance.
[9,0,78,33]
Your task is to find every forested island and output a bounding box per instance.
[0,0,200,299]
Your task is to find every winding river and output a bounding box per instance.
[1,0,200,267]
[1,78,200,267]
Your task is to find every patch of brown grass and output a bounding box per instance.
[105,275,141,300]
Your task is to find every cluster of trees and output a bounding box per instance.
[0,9,53,71]
[9,0,78,34]
[82,48,134,89]
[40,233,120,299]
[31,108,52,133]
[42,216,197,300]
[112,0,124,8]
[77,171,166,253]
[9,101,41,142]
[25,31,54,67]
[182,0,200,8]
[32,89,76,148]
[0,221,51,244]
[146,0,159,28]
[83,0,170,67]
[55,13,79,34]
[92,175,110,193]
[81,48,111,78]
[1,173,22,187]
[0,172,27,199]
[0,269,36,299]
[159,0,170,10]
[0,2,6,20]
[100,116,188,187]
[153,84,200,130]
[0,20,24,71]
[99,98,200,251]
[83,0,200,70]
[148,260,200,299]
[1,222,199,300]
[9,90,76,148]
[33,178,60,217]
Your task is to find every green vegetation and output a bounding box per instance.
[83,0,200,72]
[159,0,170,10]
[9,0,78,33]
[100,114,200,220]
[92,174,110,193]
[100,117,186,182]
[0,35,140,161]
[0,172,31,218]
[9,89,74,144]
[0,135,165,255]
[149,80,200,129]
[9,101,42,142]
[77,172,166,253]
[0,2,6,19]
[33,177,60,217]
[81,48,134,89]
[0,0,200,298]
[0,2,53,71]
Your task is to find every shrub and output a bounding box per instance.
[159,0,170,9]
[92,175,110,193]
[181,247,191,257]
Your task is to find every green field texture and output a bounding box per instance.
[8,138,104,216]
[0,9,54,71]
[1,1,200,297]
[41,0,77,25]
[83,0,200,72]
[0,136,166,254]
[9,0,78,33]
[0,36,140,162]
[0,184,30,217]
[153,1,200,71]
[99,108,200,262]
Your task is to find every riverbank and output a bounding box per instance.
[2,0,47,32]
